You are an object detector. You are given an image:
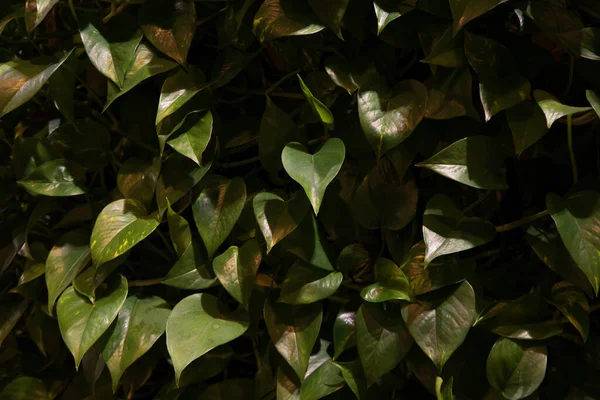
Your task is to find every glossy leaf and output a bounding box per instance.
[57,274,128,369]
[333,307,356,360]
[166,293,249,384]
[361,257,411,302]
[252,0,325,42]
[281,211,335,271]
[337,243,369,275]
[279,261,343,304]
[533,90,591,128]
[117,157,160,208]
[586,90,600,118]
[24,0,58,32]
[281,139,345,214]
[163,239,217,290]
[156,67,208,125]
[167,205,192,258]
[335,360,366,399]
[73,255,125,303]
[167,111,213,166]
[298,359,345,400]
[550,282,589,341]
[308,0,348,39]
[507,101,549,156]
[450,0,509,34]
[90,199,160,266]
[18,159,86,196]
[373,0,416,35]
[0,377,49,400]
[298,75,334,130]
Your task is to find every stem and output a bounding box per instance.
[495,210,550,233]
[557,110,597,125]
[567,114,578,185]
[461,190,492,214]
[266,69,301,95]
[68,0,79,22]
[218,156,260,168]
[129,277,165,287]
[103,0,131,23]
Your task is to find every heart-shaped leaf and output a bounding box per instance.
[24,0,58,32]
[402,281,476,371]
[166,293,249,384]
[264,298,322,381]
[90,199,160,266]
[57,274,128,369]
[139,0,196,64]
[0,377,49,400]
[167,111,213,166]
[360,257,411,303]
[373,0,416,35]
[252,0,325,42]
[282,139,345,214]
[46,229,91,313]
[358,77,428,159]
[450,0,509,34]
[193,176,246,258]
[253,192,310,253]
[422,194,496,266]
[549,282,589,341]
[547,191,600,294]
[213,239,262,308]
[308,0,348,39]
[333,307,356,360]
[417,136,509,190]
[18,159,86,197]
[507,101,549,156]
[102,296,171,391]
[534,90,591,128]
[279,261,343,304]
[486,338,547,400]
[298,75,334,130]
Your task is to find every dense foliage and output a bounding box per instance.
[1,0,600,399]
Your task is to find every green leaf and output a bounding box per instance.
[102,296,171,391]
[49,60,76,125]
[335,360,367,399]
[156,67,208,125]
[73,255,126,303]
[450,0,509,34]
[417,136,509,190]
[253,192,310,253]
[139,0,196,64]
[401,281,476,371]
[333,307,356,360]
[166,293,249,385]
[167,205,192,258]
[436,376,455,400]
[550,282,589,341]
[358,77,428,159]
[167,111,213,166]
[17,159,86,196]
[105,43,178,111]
[90,199,160,266]
[373,0,416,35]
[361,257,411,302]
[117,157,161,208]
[264,298,322,381]
[0,294,28,348]
[193,176,246,258]
[533,90,591,128]
[258,96,298,178]
[547,191,600,295]
[422,194,496,266]
[281,139,345,215]
[486,338,547,400]
[337,243,369,275]
[297,75,334,130]
[0,377,49,400]
[356,302,413,385]
[24,0,58,32]
[79,14,142,88]
[507,101,549,156]
[279,261,343,304]
[422,27,467,68]
[163,239,217,290]
[308,0,348,39]
[213,239,262,308]
[57,274,128,369]
[281,211,335,271]
[299,359,345,400]
[252,0,325,42]
[586,90,600,118]
[46,229,91,313]
[324,55,374,95]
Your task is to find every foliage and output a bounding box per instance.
[1,0,600,399]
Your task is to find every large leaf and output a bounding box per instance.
[281,211,335,271]
[139,0,196,64]
[0,377,49,400]
[282,139,345,214]
[79,14,142,88]
[358,77,428,159]
[73,255,126,303]
[117,157,161,208]
[192,176,246,258]
[533,90,591,128]
[450,0,509,34]
[279,261,343,304]
[252,0,325,42]
[167,111,213,166]
[212,239,262,308]
[333,307,356,360]
[24,0,58,32]
[90,199,160,266]
[361,257,411,302]
[401,281,476,371]
[298,359,345,400]
[422,194,496,266]
[416,136,509,190]
[46,229,91,313]
[57,274,128,369]
[17,159,86,196]
[547,191,600,294]
[166,293,249,384]
[264,298,322,381]
[156,67,208,125]
[486,338,547,400]
[163,239,217,290]
[102,296,171,391]
[356,302,413,385]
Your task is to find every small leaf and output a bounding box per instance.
[279,261,343,304]
[298,75,334,130]
[0,377,49,400]
[46,229,91,313]
[549,282,589,341]
[402,281,477,371]
[25,0,59,32]
[57,274,128,369]
[361,257,411,302]
[193,176,246,258]
[264,298,322,381]
[356,302,413,385]
[167,111,213,166]
[213,239,262,308]
[117,157,161,208]
[486,338,547,400]
[156,67,208,125]
[139,0,196,64]
[450,0,509,34]
[282,139,345,214]
[373,0,416,35]
[422,194,496,266]
[417,136,509,190]
[507,101,549,156]
[18,159,86,197]
[166,293,249,385]
[102,296,171,391]
[333,307,356,360]
[90,199,160,266]
[534,90,591,128]
[308,0,348,39]
[252,0,325,42]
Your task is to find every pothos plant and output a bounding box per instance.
[0,0,600,399]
